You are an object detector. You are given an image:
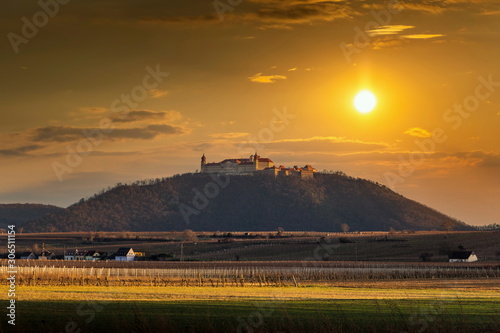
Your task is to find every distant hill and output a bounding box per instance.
[0,203,65,230]
[23,173,472,232]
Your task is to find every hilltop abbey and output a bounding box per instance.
[200,153,316,179]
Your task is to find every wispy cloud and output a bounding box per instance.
[249,72,287,83]
[148,89,169,98]
[404,127,432,138]
[251,136,390,153]
[79,107,108,114]
[29,124,187,143]
[368,25,415,36]
[210,132,249,139]
[110,110,181,123]
[402,34,445,39]
[0,145,43,156]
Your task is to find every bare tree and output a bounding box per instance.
[341,223,350,233]
[182,229,198,242]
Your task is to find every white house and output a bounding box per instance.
[64,249,80,260]
[64,249,87,260]
[115,247,135,261]
[449,251,478,262]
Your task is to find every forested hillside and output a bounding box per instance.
[0,204,64,229]
[23,173,471,232]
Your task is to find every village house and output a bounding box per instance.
[38,251,55,260]
[64,249,88,260]
[20,252,36,260]
[64,249,77,260]
[200,153,316,179]
[115,247,135,261]
[449,251,478,262]
[84,250,105,261]
[74,250,88,261]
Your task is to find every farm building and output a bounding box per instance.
[20,252,36,260]
[38,251,55,260]
[449,251,478,262]
[84,250,105,261]
[115,248,135,261]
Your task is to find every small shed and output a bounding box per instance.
[449,251,478,262]
[115,248,135,261]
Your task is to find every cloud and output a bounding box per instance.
[148,89,169,98]
[29,124,187,143]
[79,107,108,114]
[368,25,415,36]
[371,37,405,50]
[242,0,355,28]
[234,36,256,40]
[402,34,445,39]
[401,3,446,14]
[480,10,500,15]
[404,127,432,138]
[110,110,181,123]
[248,136,389,153]
[210,132,249,139]
[0,145,43,156]
[249,72,287,83]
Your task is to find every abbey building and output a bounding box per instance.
[200,153,316,179]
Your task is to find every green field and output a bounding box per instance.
[3,280,499,332]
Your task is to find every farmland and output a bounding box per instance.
[5,230,500,262]
[1,280,499,332]
[2,231,499,332]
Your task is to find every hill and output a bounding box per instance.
[0,203,65,230]
[23,173,471,232]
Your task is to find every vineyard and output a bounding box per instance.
[3,261,499,287]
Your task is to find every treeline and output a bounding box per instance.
[23,173,472,232]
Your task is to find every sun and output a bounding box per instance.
[354,90,377,114]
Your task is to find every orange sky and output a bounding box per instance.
[1,0,499,226]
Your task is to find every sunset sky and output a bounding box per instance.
[1,0,499,226]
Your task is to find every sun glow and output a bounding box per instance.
[354,90,377,114]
